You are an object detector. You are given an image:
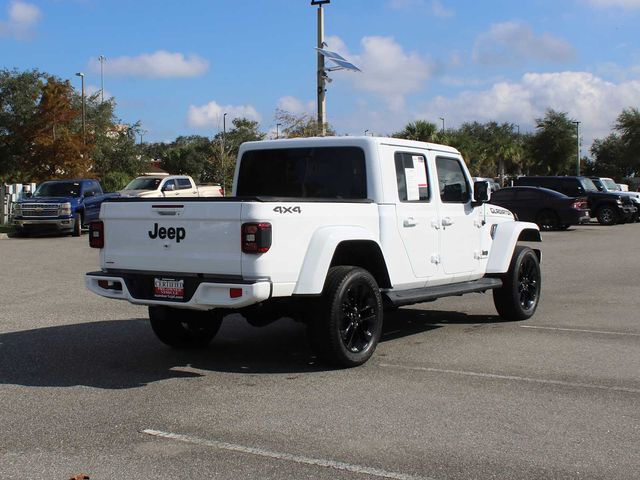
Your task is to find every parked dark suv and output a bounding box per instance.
[513,176,636,225]
[490,186,590,230]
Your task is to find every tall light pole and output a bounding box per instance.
[75,72,85,145]
[439,117,445,133]
[222,112,228,196]
[312,0,330,136]
[98,55,107,103]
[575,121,581,176]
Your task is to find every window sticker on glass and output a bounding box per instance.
[405,166,420,201]
[412,156,428,189]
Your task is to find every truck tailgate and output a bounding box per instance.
[100,201,242,276]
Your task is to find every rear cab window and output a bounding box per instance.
[394,152,430,202]
[177,178,192,190]
[237,147,367,199]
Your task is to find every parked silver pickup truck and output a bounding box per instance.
[119,175,223,198]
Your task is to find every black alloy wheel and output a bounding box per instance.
[310,266,383,367]
[493,246,541,321]
[596,205,618,225]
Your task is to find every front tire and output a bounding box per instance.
[149,306,224,348]
[310,266,383,368]
[72,213,83,237]
[493,246,541,321]
[596,205,618,225]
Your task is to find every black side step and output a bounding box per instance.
[383,277,503,307]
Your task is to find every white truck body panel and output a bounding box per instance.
[88,136,539,311]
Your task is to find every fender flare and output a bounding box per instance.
[293,226,381,295]
[486,221,541,274]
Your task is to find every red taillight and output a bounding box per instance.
[89,221,104,248]
[572,198,588,210]
[219,187,225,196]
[241,222,272,254]
[230,288,243,298]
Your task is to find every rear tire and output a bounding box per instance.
[493,246,541,321]
[309,266,383,368]
[149,306,224,348]
[596,205,618,225]
[535,209,558,231]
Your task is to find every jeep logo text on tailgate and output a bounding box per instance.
[148,223,186,243]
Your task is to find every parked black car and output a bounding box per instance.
[490,187,590,230]
[513,176,636,225]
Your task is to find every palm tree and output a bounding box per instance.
[393,120,440,143]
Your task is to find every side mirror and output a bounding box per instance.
[472,181,490,206]
[163,183,176,192]
[84,190,96,197]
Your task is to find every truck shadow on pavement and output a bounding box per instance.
[0,309,501,389]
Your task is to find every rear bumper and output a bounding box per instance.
[85,271,271,310]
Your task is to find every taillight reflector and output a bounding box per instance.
[242,222,272,254]
[230,288,243,298]
[89,221,104,248]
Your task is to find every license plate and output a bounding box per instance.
[153,278,184,300]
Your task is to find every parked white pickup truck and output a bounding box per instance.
[119,175,223,198]
[87,137,542,367]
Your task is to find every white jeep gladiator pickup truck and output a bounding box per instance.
[86,137,541,367]
[119,175,224,198]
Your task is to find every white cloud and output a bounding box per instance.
[431,0,454,17]
[187,100,261,129]
[277,96,314,115]
[473,21,575,66]
[419,71,640,150]
[584,0,640,7]
[0,1,41,40]
[89,51,209,78]
[326,35,432,111]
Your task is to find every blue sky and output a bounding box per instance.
[2,0,640,153]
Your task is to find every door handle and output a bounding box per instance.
[442,217,454,227]
[403,217,417,227]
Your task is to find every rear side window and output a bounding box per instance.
[395,152,429,202]
[177,178,192,190]
[237,147,367,199]
[435,157,470,203]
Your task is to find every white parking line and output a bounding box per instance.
[519,325,640,337]
[379,364,640,394]
[141,429,436,480]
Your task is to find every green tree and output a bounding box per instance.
[0,69,46,182]
[212,118,266,192]
[392,120,440,143]
[615,107,640,176]
[529,109,577,175]
[275,109,335,138]
[160,135,214,183]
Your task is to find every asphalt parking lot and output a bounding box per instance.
[0,224,639,480]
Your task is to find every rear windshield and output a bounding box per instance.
[236,147,367,199]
